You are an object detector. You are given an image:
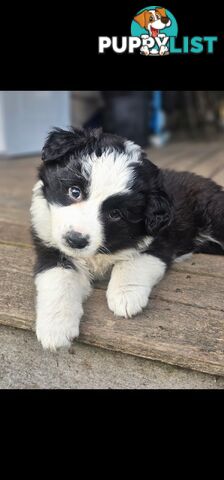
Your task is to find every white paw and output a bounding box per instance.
[140,46,150,56]
[106,285,150,318]
[159,45,169,55]
[36,322,79,351]
[36,315,81,351]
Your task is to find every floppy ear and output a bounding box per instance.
[145,183,174,236]
[134,10,150,29]
[155,7,167,17]
[41,127,85,163]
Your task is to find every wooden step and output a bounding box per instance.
[1,239,224,377]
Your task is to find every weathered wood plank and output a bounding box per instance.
[191,150,224,178]
[148,141,191,161]
[172,254,224,278]
[151,141,222,170]
[0,158,39,212]
[1,244,224,376]
[152,143,208,169]
[78,293,224,377]
[152,269,224,311]
[0,221,32,245]
[166,145,223,172]
[0,207,29,224]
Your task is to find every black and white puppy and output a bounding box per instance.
[30,127,224,350]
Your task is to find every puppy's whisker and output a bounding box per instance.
[120,283,148,288]
[66,165,76,173]
[98,245,111,254]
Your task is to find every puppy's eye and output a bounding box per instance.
[68,186,82,201]
[109,209,122,221]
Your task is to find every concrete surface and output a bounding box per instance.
[0,325,224,389]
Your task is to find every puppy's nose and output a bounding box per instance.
[162,16,169,24]
[66,231,89,249]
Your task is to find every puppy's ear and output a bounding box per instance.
[145,178,174,236]
[134,10,150,29]
[155,7,167,17]
[41,127,85,163]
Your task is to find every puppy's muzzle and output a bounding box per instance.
[65,231,89,249]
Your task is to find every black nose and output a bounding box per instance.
[162,16,169,24]
[66,231,89,249]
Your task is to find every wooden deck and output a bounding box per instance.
[1,138,224,376]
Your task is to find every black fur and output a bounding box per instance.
[32,232,76,275]
[42,127,125,163]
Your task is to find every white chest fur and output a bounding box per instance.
[74,249,141,279]
[73,236,153,279]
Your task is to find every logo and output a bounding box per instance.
[131,6,177,56]
[98,6,218,55]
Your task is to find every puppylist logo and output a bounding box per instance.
[99,6,218,56]
[132,6,177,56]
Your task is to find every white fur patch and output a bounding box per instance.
[83,248,142,278]
[124,140,142,159]
[84,149,138,201]
[30,180,54,246]
[35,266,91,350]
[137,236,153,251]
[106,254,166,318]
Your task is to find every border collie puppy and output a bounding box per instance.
[30,127,224,350]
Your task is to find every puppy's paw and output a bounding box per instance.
[159,45,169,55]
[106,285,150,318]
[140,46,150,56]
[36,317,80,351]
[36,306,83,351]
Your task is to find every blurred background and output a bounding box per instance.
[0,91,224,156]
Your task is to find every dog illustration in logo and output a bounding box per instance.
[134,7,171,56]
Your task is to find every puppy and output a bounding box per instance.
[134,8,171,56]
[31,127,224,350]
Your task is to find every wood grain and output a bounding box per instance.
[1,244,224,376]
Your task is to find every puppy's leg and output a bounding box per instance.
[35,264,91,351]
[106,254,166,318]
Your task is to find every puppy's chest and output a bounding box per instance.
[75,250,140,279]
[85,254,115,278]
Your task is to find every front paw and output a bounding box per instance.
[36,322,79,351]
[106,285,150,318]
[36,314,82,351]
[159,45,169,55]
[140,46,150,56]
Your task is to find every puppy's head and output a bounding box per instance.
[35,127,173,257]
[134,8,171,35]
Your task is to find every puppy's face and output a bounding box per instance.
[148,10,166,30]
[36,128,172,258]
[134,8,171,35]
